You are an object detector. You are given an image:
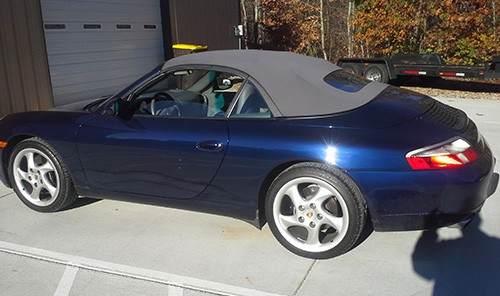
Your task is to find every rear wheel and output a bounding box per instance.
[265,163,367,259]
[8,138,77,212]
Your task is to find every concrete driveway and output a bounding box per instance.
[1,97,499,296]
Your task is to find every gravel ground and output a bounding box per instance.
[393,77,500,100]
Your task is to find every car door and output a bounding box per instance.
[76,69,243,199]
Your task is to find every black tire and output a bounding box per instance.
[8,137,77,212]
[340,63,363,76]
[265,163,367,259]
[364,64,389,83]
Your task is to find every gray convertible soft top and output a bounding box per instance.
[163,50,388,117]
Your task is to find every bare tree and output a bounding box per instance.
[240,0,249,49]
[320,0,327,59]
[240,0,356,62]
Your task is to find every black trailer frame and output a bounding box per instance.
[338,54,500,83]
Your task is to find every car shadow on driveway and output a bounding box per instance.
[63,197,101,211]
[411,217,500,295]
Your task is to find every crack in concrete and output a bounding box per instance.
[292,260,317,296]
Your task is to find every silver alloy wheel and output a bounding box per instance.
[272,176,349,253]
[12,148,60,207]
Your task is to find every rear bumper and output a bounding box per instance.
[380,171,498,231]
[350,150,498,231]
[372,199,488,231]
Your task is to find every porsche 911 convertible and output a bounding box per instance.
[0,50,497,259]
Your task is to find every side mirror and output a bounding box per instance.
[113,99,134,120]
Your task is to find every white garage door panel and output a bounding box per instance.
[41,0,164,105]
[42,0,159,21]
[47,47,162,67]
[49,58,159,98]
[51,75,141,102]
[50,57,157,85]
[45,35,162,56]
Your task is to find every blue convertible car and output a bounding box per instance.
[0,50,497,259]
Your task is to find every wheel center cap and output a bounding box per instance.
[306,211,314,219]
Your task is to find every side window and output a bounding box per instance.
[229,82,272,118]
[131,69,244,118]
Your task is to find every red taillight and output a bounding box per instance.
[406,138,478,170]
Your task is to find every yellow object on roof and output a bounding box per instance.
[172,44,208,52]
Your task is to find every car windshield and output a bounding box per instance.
[323,70,370,93]
[96,64,164,112]
[115,64,164,99]
[83,97,109,112]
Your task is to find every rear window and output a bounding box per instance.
[323,70,370,93]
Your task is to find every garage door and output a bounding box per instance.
[41,0,164,105]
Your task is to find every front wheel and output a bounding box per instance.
[8,138,77,212]
[265,163,366,259]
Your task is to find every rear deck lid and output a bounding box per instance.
[331,86,437,129]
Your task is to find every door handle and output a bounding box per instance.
[196,140,224,152]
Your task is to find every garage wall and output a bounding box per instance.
[0,0,54,117]
[0,0,241,115]
[41,0,165,105]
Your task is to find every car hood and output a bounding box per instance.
[50,96,109,112]
[331,86,435,129]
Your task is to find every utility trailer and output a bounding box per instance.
[337,54,500,83]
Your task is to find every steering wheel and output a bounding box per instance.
[150,92,180,116]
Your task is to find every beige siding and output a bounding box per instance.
[0,0,53,117]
